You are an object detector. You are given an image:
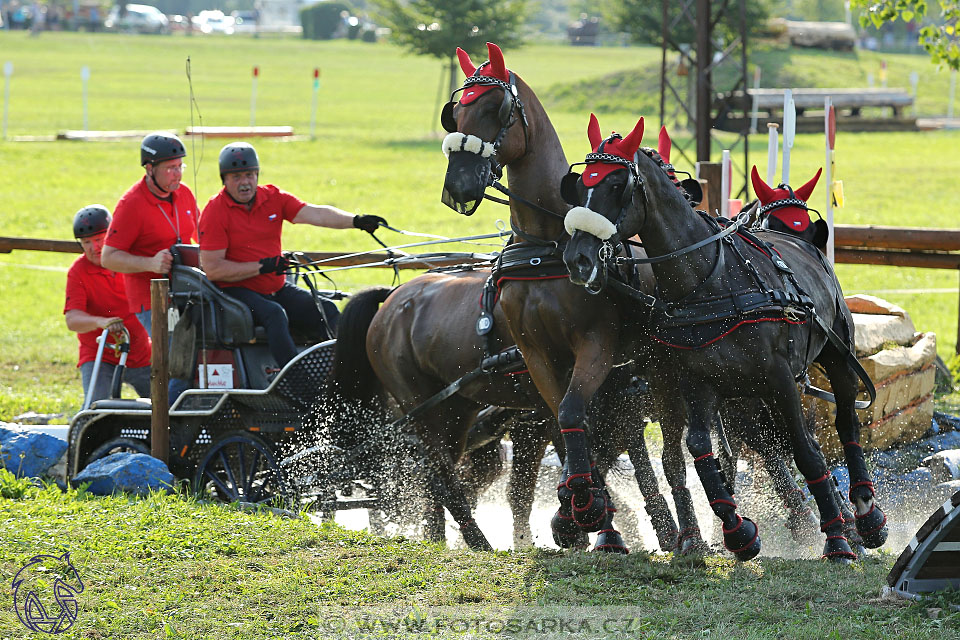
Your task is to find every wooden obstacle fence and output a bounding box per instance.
[2,225,958,352]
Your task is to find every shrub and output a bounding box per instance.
[300,1,352,41]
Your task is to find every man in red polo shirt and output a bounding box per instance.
[65,205,152,405]
[101,132,198,336]
[199,142,388,367]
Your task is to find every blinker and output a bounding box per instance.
[560,172,581,206]
[679,177,703,205]
[441,102,457,134]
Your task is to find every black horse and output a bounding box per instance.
[563,114,887,561]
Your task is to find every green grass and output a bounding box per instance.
[0,31,957,422]
[1,485,955,639]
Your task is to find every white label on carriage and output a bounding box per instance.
[199,364,234,389]
[167,306,180,329]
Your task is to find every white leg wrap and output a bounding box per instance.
[564,206,617,240]
[442,132,496,159]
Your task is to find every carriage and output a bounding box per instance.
[64,244,376,509]
[65,242,530,516]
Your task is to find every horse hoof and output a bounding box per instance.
[572,489,607,532]
[678,528,708,556]
[822,535,857,563]
[723,516,761,562]
[461,521,493,551]
[855,503,888,549]
[594,529,629,554]
[551,508,582,548]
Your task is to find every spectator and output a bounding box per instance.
[198,141,386,368]
[65,205,152,406]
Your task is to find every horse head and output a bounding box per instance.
[562,114,646,289]
[751,165,822,234]
[440,42,530,215]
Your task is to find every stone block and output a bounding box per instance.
[71,452,174,496]
[851,313,917,356]
[922,450,960,484]
[0,426,68,479]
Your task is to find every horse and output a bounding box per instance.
[562,114,887,561]
[439,41,704,553]
[329,271,677,552]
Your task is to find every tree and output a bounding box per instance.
[370,0,530,95]
[600,0,774,47]
[851,1,960,69]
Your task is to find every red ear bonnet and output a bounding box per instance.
[583,117,644,187]
[458,42,513,105]
[658,126,672,165]
[752,165,822,232]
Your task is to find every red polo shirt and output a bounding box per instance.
[106,177,198,313]
[198,185,305,295]
[64,255,152,368]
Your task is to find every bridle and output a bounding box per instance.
[441,63,529,171]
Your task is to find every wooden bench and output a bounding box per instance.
[714,88,917,133]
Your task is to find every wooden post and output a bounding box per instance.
[697,162,723,216]
[150,279,170,463]
[695,0,712,162]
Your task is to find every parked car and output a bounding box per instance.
[231,10,258,33]
[104,3,169,34]
[192,9,234,34]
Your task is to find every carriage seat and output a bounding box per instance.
[169,244,261,347]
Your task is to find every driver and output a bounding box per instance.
[198,141,388,368]
[65,205,152,405]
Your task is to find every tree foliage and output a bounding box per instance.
[851,0,960,69]
[370,0,530,63]
[600,0,774,47]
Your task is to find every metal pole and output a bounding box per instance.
[825,97,835,264]
[949,69,956,120]
[695,0,711,161]
[150,279,169,463]
[2,62,11,140]
[720,149,731,218]
[250,65,259,127]
[749,66,761,134]
[310,68,319,140]
[81,66,89,131]
[766,122,779,186]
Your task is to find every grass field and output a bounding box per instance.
[1,30,960,639]
[1,482,955,639]
[0,30,958,421]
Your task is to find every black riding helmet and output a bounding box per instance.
[73,205,111,239]
[218,142,259,180]
[140,132,186,166]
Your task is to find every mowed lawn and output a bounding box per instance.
[0,31,958,420]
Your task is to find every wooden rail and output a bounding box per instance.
[2,226,958,352]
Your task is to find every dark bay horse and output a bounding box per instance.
[563,114,887,561]
[329,270,675,552]
[439,42,686,553]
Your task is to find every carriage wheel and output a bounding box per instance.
[84,437,150,469]
[193,433,290,505]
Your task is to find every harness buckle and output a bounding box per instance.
[598,242,614,263]
[529,257,541,266]
[784,306,805,322]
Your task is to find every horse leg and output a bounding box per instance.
[414,401,494,551]
[767,371,856,562]
[556,348,617,535]
[653,388,707,554]
[819,346,888,549]
[507,415,549,548]
[685,389,762,561]
[627,422,679,552]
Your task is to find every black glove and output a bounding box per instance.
[353,214,388,233]
[258,255,289,275]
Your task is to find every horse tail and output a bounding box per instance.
[328,286,393,403]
